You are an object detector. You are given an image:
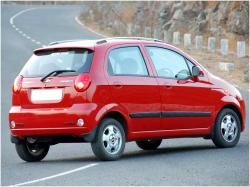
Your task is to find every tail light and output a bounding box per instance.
[74,74,91,92]
[12,75,23,94]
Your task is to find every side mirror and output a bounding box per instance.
[192,66,200,77]
[192,66,203,77]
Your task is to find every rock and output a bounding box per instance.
[228,10,249,35]
[171,2,183,14]
[159,5,171,25]
[172,9,184,20]
[194,11,208,33]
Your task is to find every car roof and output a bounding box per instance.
[34,37,169,52]
[33,37,200,66]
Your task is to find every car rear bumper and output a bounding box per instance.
[10,127,88,137]
[9,103,97,137]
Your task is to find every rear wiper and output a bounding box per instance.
[41,70,76,82]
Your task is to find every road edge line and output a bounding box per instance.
[9,8,37,25]
[11,163,98,186]
[74,16,107,38]
[9,7,45,46]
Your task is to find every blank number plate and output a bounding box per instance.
[31,89,63,103]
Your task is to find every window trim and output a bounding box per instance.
[145,46,192,80]
[107,46,150,77]
[184,58,194,76]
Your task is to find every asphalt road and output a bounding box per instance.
[1,5,249,186]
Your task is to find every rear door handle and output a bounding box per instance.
[164,83,172,89]
[113,81,123,88]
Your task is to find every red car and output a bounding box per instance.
[9,38,246,161]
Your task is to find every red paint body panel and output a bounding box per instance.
[9,39,246,141]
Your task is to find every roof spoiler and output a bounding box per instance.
[48,39,83,46]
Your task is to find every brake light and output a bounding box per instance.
[12,75,23,94]
[74,74,91,92]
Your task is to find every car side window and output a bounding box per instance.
[108,46,148,76]
[146,47,191,80]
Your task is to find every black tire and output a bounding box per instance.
[91,118,125,161]
[136,139,162,150]
[15,141,50,162]
[212,108,241,148]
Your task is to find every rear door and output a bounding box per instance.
[19,48,93,109]
[145,46,213,130]
[105,44,161,132]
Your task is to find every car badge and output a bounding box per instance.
[44,79,51,83]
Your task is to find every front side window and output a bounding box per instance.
[146,47,191,79]
[108,46,148,76]
[20,48,93,77]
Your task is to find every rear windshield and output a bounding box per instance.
[20,48,94,77]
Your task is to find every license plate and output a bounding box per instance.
[31,89,63,103]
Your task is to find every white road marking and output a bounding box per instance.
[9,8,37,25]
[75,16,107,37]
[9,8,44,46]
[11,163,98,186]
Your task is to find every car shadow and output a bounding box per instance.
[121,144,217,160]
[20,144,218,164]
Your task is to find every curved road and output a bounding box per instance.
[1,5,249,186]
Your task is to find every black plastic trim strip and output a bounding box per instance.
[161,111,211,117]
[130,111,211,118]
[129,112,161,118]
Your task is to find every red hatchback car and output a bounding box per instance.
[9,37,246,161]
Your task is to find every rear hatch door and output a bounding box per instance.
[18,47,93,109]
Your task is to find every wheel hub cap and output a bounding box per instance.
[102,125,122,154]
[221,114,238,142]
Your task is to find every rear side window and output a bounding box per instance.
[20,49,93,77]
[108,46,148,76]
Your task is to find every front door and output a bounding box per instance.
[145,46,213,131]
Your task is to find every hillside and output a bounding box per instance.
[80,1,249,48]
[79,1,249,89]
